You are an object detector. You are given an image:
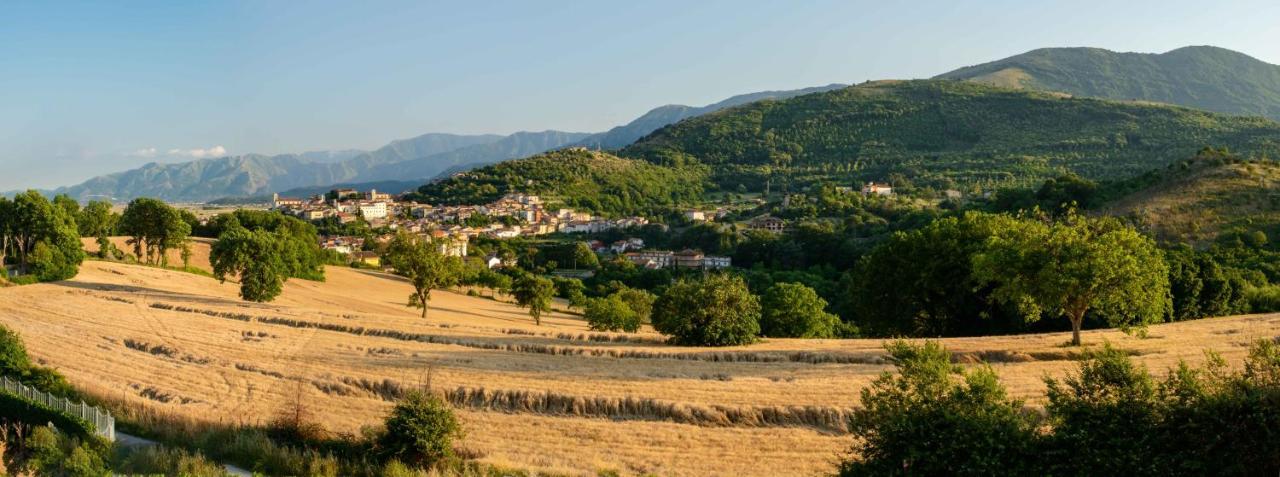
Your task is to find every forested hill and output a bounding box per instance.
[1102,150,1280,245]
[408,148,705,216]
[621,80,1280,191]
[935,46,1280,121]
[572,84,847,150]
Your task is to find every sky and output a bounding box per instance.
[2,0,1279,190]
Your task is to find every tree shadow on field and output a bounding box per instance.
[48,280,257,308]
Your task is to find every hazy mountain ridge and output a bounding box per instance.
[48,132,561,202]
[573,84,847,150]
[936,46,1280,121]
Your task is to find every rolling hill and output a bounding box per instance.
[620,80,1280,191]
[1103,152,1280,245]
[410,148,705,216]
[936,46,1280,121]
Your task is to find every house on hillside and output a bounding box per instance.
[861,182,894,196]
[674,249,705,269]
[625,251,674,269]
[748,215,786,233]
[351,251,380,267]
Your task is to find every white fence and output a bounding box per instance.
[0,376,114,441]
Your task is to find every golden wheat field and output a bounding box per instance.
[3,241,1280,476]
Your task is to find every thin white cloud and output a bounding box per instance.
[128,145,228,159]
[165,145,228,158]
[131,147,159,158]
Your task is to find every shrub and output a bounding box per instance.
[652,274,761,346]
[584,296,641,332]
[758,282,841,338]
[377,391,463,469]
[1044,344,1163,475]
[114,445,225,477]
[838,341,1039,476]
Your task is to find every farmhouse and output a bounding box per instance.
[861,182,893,196]
[748,215,786,233]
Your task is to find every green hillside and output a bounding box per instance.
[621,80,1280,192]
[1102,150,1280,245]
[409,148,706,216]
[936,46,1280,121]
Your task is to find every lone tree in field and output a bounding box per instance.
[211,226,288,302]
[512,274,554,325]
[972,212,1170,346]
[652,274,761,346]
[383,232,463,319]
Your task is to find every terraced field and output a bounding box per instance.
[2,253,1278,476]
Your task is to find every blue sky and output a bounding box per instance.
[2,0,1278,190]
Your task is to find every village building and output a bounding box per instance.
[625,251,674,269]
[748,215,786,233]
[674,249,706,269]
[862,182,894,196]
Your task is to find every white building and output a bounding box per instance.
[358,201,388,219]
[862,182,894,196]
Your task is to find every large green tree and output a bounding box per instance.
[2,191,84,281]
[384,232,464,319]
[119,198,191,266]
[512,274,555,325]
[584,295,641,332]
[211,227,288,302]
[847,212,1020,336]
[77,200,118,239]
[652,274,761,346]
[759,282,841,338]
[972,213,1171,346]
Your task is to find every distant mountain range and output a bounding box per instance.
[936,46,1280,121]
[38,45,1280,203]
[40,85,847,202]
[46,131,581,202]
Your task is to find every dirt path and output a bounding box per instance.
[115,431,251,476]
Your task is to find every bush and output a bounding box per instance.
[838,341,1039,476]
[759,282,841,338]
[114,445,225,477]
[652,274,761,346]
[26,425,110,476]
[839,339,1280,475]
[377,391,463,469]
[1245,284,1280,313]
[584,296,641,332]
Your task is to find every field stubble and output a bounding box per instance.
[2,252,1278,476]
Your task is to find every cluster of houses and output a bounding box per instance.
[622,249,732,271]
[273,190,650,241]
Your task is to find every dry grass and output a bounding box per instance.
[2,258,1279,476]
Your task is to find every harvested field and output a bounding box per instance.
[3,259,1279,476]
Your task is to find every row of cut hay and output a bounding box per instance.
[150,302,252,321]
[336,376,854,434]
[149,302,879,365]
[552,332,668,345]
